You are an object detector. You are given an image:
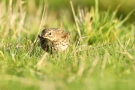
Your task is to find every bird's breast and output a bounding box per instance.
[53,41,69,51]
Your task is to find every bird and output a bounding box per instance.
[38,28,70,54]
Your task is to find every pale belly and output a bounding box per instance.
[53,42,69,51]
[59,44,68,51]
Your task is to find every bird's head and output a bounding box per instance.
[40,28,58,41]
[39,28,70,42]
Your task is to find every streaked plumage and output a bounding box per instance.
[38,28,70,53]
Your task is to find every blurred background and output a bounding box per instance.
[23,0,135,23]
[1,0,135,23]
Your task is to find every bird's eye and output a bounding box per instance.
[48,32,52,36]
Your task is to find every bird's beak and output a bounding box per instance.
[38,35,41,38]
[38,35,46,39]
[41,35,48,39]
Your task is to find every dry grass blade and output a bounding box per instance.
[117,38,135,60]
[89,55,99,74]
[77,56,85,77]
[9,0,12,13]
[101,50,108,76]
[0,50,5,60]
[36,52,48,70]
[70,1,81,38]
[24,5,47,57]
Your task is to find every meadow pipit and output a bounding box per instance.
[38,28,70,53]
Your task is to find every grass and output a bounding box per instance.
[0,0,135,90]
